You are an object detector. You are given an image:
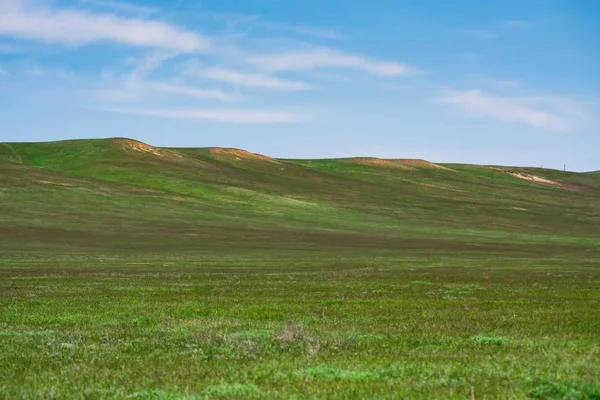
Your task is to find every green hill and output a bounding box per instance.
[2,137,599,255]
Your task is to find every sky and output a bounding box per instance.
[0,0,599,171]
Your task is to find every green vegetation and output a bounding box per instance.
[471,334,510,346]
[1,138,599,398]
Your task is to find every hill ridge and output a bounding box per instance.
[3,137,598,173]
[1,136,600,254]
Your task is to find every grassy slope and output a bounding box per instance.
[1,137,599,255]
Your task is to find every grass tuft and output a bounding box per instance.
[472,335,510,345]
[202,383,260,398]
[528,379,600,399]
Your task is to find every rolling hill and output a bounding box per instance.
[1,138,599,256]
[2,138,600,399]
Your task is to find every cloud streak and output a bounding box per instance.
[248,48,414,77]
[93,107,306,123]
[436,90,578,132]
[0,1,208,52]
[147,82,240,101]
[78,0,159,16]
[94,53,241,102]
[200,66,313,91]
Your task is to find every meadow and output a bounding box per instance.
[1,138,599,399]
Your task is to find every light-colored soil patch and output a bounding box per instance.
[509,172,559,186]
[397,159,453,171]
[114,139,183,159]
[169,196,191,202]
[346,158,453,171]
[346,158,413,170]
[504,171,582,191]
[210,148,277,163]
[38,180,71,186]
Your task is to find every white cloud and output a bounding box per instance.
[147,82,241,101]
[94,52,240,102]
[248,48,413,77]
[96,76,240,103]
[200,66,313,91]
[126,52,176,82]
[78,0,159,16]
[23,63,77,80]
[93,107,306,123]
[436,89,580,132]
[0,1,208,52]
[0,67,8,76]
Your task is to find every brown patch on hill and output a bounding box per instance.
[346,157,413,169]
[169,196,192,202]
[346,158,453,171]
[39,180,71,186]
[113,139,183,159]
[396,159,453,170]
[210,148,277,163]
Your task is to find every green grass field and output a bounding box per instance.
[1,138,599,399]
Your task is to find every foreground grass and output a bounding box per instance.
[1,255,599,399]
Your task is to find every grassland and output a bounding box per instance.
[1,138,599,399]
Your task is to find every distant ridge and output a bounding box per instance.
[1,137,600,254]
[3,137,598,173]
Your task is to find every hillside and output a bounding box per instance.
[1,138,600,256]
[2,138,600,399]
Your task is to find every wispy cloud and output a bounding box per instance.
[24,63,77,80]
[0,66,8,76]
[94,53,240,102]
[95,80,240,102]
[147,82,240,101]
[198,10,344,41]
[436,89,581,132]
[248,48,414,77]
[93,107,306,123]
[198,66,313,91]
[78,0,159,16]
[126,52,176,82]
[0,1,208,52]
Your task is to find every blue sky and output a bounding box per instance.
[1,0,598,171]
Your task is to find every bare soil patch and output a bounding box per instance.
[347,158,453,171]
[114,139,183,159]
[346,158,413,169]
[210,148,277,163]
